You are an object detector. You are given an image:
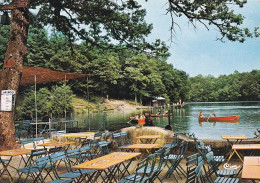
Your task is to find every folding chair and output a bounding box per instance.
[162,140,189,181]
[113,132,131,152]
[193,136,224,165]
[186,153,199,183]
[17,154,53,182]
[66,148,81,166]
[117,153,157,183]
[162,133,179,149]
[21,138,37,149]
[120,131,131,146]
[48,147,63,154]
[0,157,12,181]
[190,156,239,183]
[51,151,96,182]
[138,148,170,183]
[79,145,93,163]
[205,151,238,179]
[97,141,110,156]
[33,136,45,147]
[24,148,48,167]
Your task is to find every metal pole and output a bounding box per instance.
[35,75,38,137]
[87,76,90,131]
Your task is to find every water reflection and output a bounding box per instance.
[74,101,259,140]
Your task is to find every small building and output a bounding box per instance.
[151,96,165,107]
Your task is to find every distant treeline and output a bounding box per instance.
[0,26,259,117]
[189,70,259,102]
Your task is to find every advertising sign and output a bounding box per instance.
[1,90,16,111]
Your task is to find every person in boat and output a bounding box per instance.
[156,109,161,115]
[210,111,216,118]
[198,112,205,118]
[164,110,169,115]
[145,113,154,126]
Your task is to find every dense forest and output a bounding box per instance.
[0,25,259,118]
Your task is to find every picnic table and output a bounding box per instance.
[72,152,141,183]
[226,144,260,163]
[222,135,247,160]
[0,148,32,182]
[242,156,260,182]
[136,135,161,144]
[122,144,161,159]
[38,141,75,151]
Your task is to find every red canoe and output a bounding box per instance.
[198,115,240,122]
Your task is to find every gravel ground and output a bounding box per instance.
[0,150,247,183]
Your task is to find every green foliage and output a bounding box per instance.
[19,84,74,119]
[189,70,260,102]
[0,25,10,67]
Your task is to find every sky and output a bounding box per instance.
[139,0,260,77]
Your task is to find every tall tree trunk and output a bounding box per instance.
[0,2,30,150]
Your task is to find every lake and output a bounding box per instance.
[74,101,260,140]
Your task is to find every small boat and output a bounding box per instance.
[198,115,240,122]
[146,113,173,117]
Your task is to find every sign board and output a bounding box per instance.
[0,90,16,111]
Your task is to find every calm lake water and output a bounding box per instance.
[74,101,260,140]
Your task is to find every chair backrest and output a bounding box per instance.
[50,151,66,163]
[48,147,62,154]
[49,151,67,178]
[186,153,199,183]
[170,133,179,148]
[195,156,206,183]
[94,132,103,140]
[33,136,45,147]
[98,141,109,156]
[35,155,51,169]
[112,132,123,150]
[26,148,48,166]
[205,151,219,175]
[80,145,92,162]
[21,138,37,149]
[120,131,130,145]
[135,153,157,182]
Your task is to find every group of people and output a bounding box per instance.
[198,111,216,118]
[156,109,169,115]
[133,113,154,127]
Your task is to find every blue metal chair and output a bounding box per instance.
[186,153,199,183]
[189,156,239,183]
[79,145,93,163]
[162,140,189,181]
[24,148,48,167]
[205,151,238,179]
[118,153,157,183]
[162,133,179,149]
[49,151,80,181]
[51,151,96,182]
[0,157,12,181]
[66,148,81,166]
[17,154,53,182]
[193,135,224,165]
[97,141,110,156]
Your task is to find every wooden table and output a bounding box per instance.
[72,152,140,183]
[227,144,260,163]
[0,148,32,182]
[222,135,247,146]
[122,144,161,159]
[136,135,161,144]
[222,135,247,160]
[242,156,260,182]
[38,141,75,150]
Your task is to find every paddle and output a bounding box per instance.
[207,115,211,122]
